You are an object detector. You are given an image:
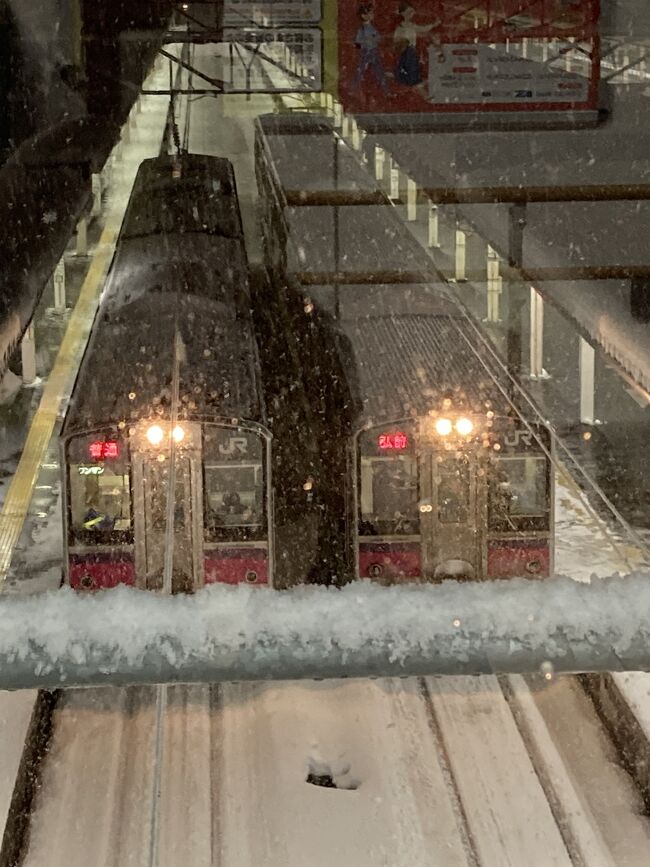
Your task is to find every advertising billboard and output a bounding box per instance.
[338,0,600,114]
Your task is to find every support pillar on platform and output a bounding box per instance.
[351,118,361,150]
[21,325,37,387]
[529,287,549,379]
[428,204,440,248]
[455,229,467,282]
[579,338,595,425]
[407,178,417,221]
[486,246,502,322]
[76,218,88,257]
[91,174,102,218]
[333,102,343,128]
[389,160,400,200]
[53,258,66,310]
[375,146,385,181]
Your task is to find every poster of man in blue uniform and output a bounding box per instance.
[352,4,389,95]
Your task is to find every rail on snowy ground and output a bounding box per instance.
[1,575,650,690]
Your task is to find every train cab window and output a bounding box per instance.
[203,428,267,542]
[488,456,549,532]
[359,456,419,537]
[66,436,132,545]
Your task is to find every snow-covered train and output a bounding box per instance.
[61,155,275,591]
[255,112,554,582]
[61,117,554,593]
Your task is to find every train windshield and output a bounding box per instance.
[488,455,549,532]
[66,434,132,544]
[359,455,420,536]
[203,427,267,542]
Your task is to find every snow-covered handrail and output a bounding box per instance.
[1,575,649,691]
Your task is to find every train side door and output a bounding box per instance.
[421,454,481,580]
[132,426,203,592]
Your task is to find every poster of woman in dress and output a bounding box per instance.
[393,3,440,92]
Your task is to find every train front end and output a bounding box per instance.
[355,411,553,583]
[63,420,272,592]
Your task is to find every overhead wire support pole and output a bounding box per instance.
[508,202,526,269]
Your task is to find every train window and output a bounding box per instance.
[437,459,470,524]
[488,456,549,532]
[359,456,419,536]
[203,427,267,542]
[66,436,132,545]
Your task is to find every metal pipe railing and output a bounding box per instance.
[0,575,649,691]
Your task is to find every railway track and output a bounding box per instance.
[13,672,650,867]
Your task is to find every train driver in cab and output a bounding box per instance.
[222,490,246,516]
[82,478,116,533]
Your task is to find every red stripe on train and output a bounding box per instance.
[69,556,136,590]
[204,548,269,585]
[487,540,550,578]
[358,542,421,581]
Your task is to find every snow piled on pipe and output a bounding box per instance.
[1,574,650,689]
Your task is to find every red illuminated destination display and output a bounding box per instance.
[378,432,408,450]
[89,440,119,460]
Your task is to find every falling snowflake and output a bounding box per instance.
[42,211,57,225]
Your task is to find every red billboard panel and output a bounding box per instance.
[338,0,600,114]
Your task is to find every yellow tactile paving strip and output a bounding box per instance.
[0,215,123,583]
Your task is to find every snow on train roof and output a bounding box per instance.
[336,289,508,424]
[63,290,263,436]
[99,235,250,313]
[285,205,434,279]
[121,154,243,241]
[256,113,380,195]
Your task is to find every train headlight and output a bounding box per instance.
[172,425,185,443]
[146,424,164,446]
[435,418,452,436]
[455,417,474,436]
